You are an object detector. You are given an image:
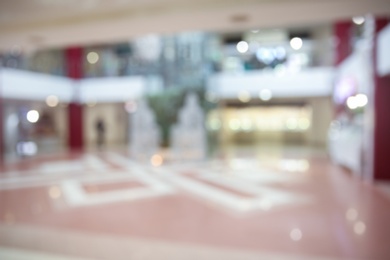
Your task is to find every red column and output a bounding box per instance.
[373,18,390,180]
[0,73,3,166]
[334,21,353,66]
[65,47,84,151]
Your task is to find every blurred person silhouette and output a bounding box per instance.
[95,118,106,149]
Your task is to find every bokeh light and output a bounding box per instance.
[354,221,366,235]
[355,93,368,107]
[346,208,358,221]
[290,37,303,50]
[259,89,272,101]
[236,41,249,53]
[347,94,368,109]
[151,154,163,167]
[27,110,39,123]
[238,91,251,103]
[46,95,59,107]
[87,52,99,64]
[290,228,302,241]
[49,186,62,199]
[352,16,365,25]
[125,101,138,113]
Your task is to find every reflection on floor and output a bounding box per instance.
[1,148,390,260]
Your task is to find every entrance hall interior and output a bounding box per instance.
[1,1,390,259]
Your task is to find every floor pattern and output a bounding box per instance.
[1,150,390,259]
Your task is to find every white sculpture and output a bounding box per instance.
[129,99,161,159]
[170,93,207,160]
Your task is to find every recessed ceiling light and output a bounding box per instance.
[290,37,303,50]
[46,95,59,107]
[236,41,249,53]
[352,16,365,25]
[27,110,39,123]
[87,52,99,64]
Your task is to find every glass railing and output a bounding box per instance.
[0,32,335,81]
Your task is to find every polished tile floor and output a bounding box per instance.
[1,147,390,259]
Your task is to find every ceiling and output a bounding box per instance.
[0,0,390,52]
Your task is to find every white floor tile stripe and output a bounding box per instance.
[0,246,91,260]
[0,224,353,260]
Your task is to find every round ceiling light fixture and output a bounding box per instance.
[290,37,303,50]
[236,41,249,53]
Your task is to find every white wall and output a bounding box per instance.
[377,23,390,77]
[0,69,151,103]
[0,68,74,102]
[307,97,333,146]
[2,68,336,102]
[79,76,146,103]
[208,67,335,99]
[336,49,372,94]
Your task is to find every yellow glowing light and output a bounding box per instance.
[151,154,163,166]
[229,119,241,131]
[208,118,221,130]
[257,120,268,130]
[238,91,251,103]
[49,186,61,199]
[298,118,310,130]
[299,160,310,171]
[87,100,97,107]
[279,159,309,172]
[46,95,59,107]
[286,118,298,130]
[241,119,252,131]
[87,52,99,64]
